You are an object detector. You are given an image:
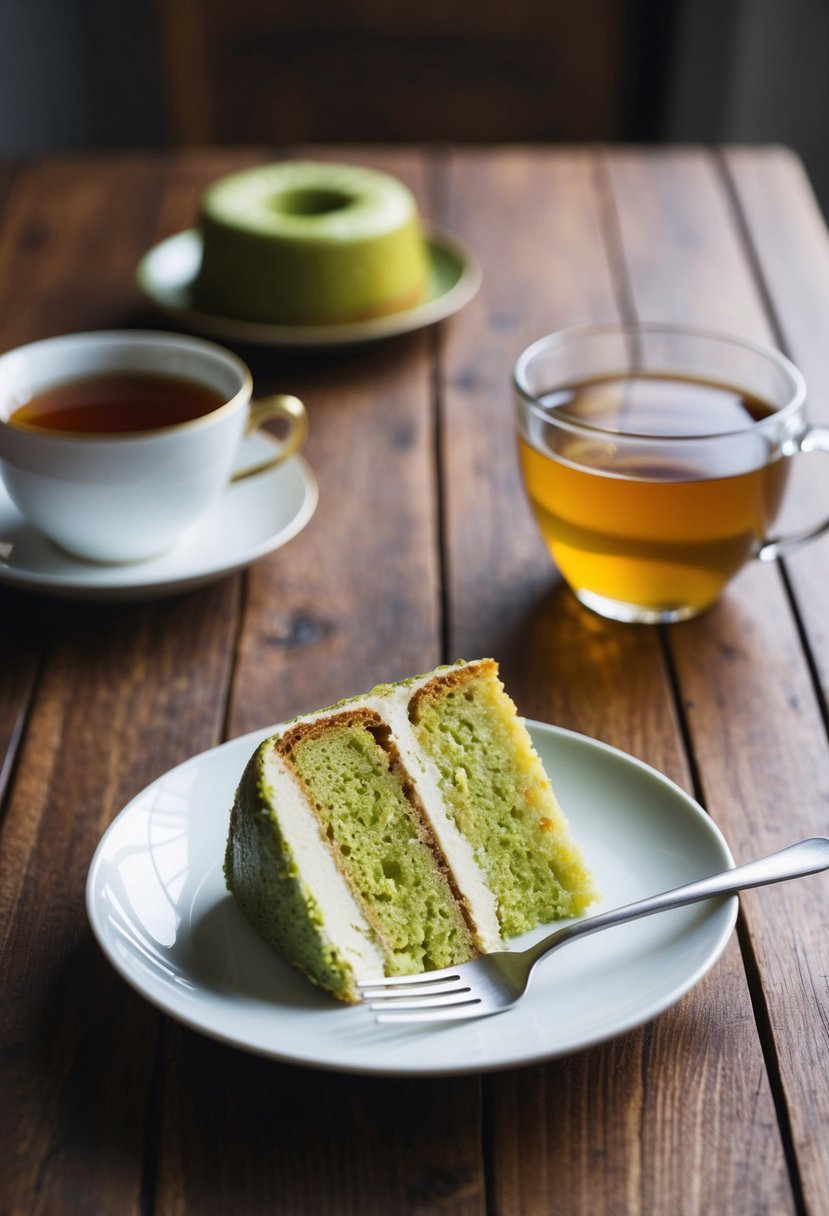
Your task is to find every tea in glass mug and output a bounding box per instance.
[514,324,829,623]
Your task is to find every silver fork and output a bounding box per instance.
[357,837,829,1024]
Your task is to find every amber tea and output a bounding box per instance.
[517,372,791,619]
[8,371,226,434]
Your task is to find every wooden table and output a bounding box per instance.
[2,145,828,1216]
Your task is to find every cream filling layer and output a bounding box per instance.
[261,745,386,980]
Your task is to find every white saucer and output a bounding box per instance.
[86,721,736,1075]
[136,226,482,347]
[0,432,318,601]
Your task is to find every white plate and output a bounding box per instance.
[136,226,482,347]
[0,432,317,601]
[86,721,736,1075]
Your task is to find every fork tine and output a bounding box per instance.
[376,1000,499,1024]
[356,968,463,991]
[362,979,468,1002]
[369,988,473,1011]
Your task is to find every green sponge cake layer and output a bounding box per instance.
[278,710,475,975]
[194,161,428,325]
[225,659,597,1002]
[410,665,595,937]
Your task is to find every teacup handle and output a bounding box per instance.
[757,424,829,561]
[231,394,308,483]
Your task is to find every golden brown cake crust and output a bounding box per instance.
[276,707,384,757]
[408,658,498,723]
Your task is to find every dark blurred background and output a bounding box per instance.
[2,0,828,213]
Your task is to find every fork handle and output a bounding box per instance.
[526,836,829,969]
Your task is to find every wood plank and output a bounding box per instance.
[721,143,829,1215]
[0,155,243,1216]
[0,621,39,810]
[722,145,829,710]
[439,147,684,765]
[158,1046,484,1216]
[0,165,40,815]
[149,148,486,1216]
[227,146,446,729]
[0,153,166,345]
[0,155,149,835]
[0,149,283,832]
[606,144,829,1215]
[440,147,793,1214]
[2,144,825,1216]
[485,955,783,1215]
[0,590,242,1215]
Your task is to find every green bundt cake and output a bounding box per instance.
[194,160,428,325]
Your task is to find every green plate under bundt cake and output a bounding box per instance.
[225,659,597,1002]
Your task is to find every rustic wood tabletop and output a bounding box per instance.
[1,145,828,1216]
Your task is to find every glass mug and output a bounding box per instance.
[513,323,829,624]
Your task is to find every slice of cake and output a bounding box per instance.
[225,659,596,1002]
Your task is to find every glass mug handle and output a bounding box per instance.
[758,425,829,561]
[231,394,308,483]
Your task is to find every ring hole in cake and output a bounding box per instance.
[194,160,430,325]
[269,188,355,217]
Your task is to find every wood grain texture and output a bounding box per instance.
[0,532,38,813]
[147,149,485,1216]
[0,589,242,1215]
[0,155,167,345]
[438,149,682,756]
[486,937,790,1216]
[225,148,444,731]
[606,144,829,1216]
[439,147,793,1215]
[1,145,827,1216]
[723,146,829,713]
[157,1042,484,1216]
[0,157,242,1216]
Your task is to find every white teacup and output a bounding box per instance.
[0,330,307,563]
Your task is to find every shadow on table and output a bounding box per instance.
[119,303,431,386]
[467,578,647,715]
